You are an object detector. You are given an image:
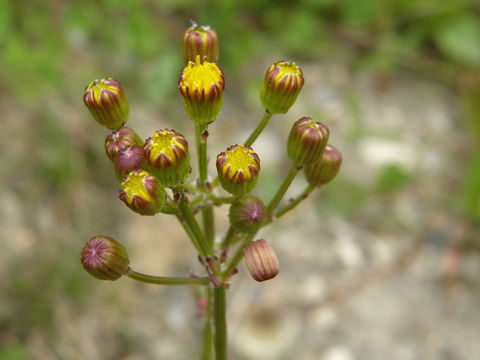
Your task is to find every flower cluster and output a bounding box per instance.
[81,22,342,357]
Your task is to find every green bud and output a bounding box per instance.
[83,77,129,130]
[287,117,329,166]
[80,236,130,281]
[105,127,143,162]
[114,145,147,181]
[260,61,304,114]
[229,195,265,231]
[304,145,342,186]
[244,239,279,282]
[183,23,219,64]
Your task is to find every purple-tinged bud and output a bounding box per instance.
[119,170,166,216]
[114,145,147,181]
[144,129,190,186]
[183,23,219,64]
[287,117,329,166]
[260,61,304,114]
[179,55,225,125]
[83,77,129,130]
[229,195,265,231]
[304,145,342,187]
[244,239,279,282]
[81,236,130,280]
[216,145,261,196]
[105,127,143,162]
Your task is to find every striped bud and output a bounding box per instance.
[183,23,219,64]
[216,145,260,196]
[81,236,130,281]
[229,195,265,231]
[244,239,279,282]
[144,129,190,186]
[119,170,166,216]
[304,145,342,187]
[83,77,129,130]
[287,117,329,166]
[105,127,143,162]
[114,145,147,181]
[260,61,304,114]
[179,55,225,125]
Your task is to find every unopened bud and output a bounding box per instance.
[105,127,143,162]
[144,129,190,186]
[260,61,304,114]
[83,77,129,130]
[216,145,260,196]
[119,170,166,216]
[179,55,225,125]
[304,145,342,186]
[244,239,279,282]
[81,236,130,280]
[114,145,147,181]
[287,117,329,166]
[183,24,219,64]
[229,195,265,231]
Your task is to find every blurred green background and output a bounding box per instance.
[1,0,480,359]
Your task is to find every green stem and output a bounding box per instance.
[201,287,214,360]
[177,190,211,257]
[220,226,237,250]
[266,165,300,214]
[196,122,216,247]
[214,287,227,360]
[126,269,209,286]
[244,111,273,147]
[222,229,258,279]
[275,184,316,219]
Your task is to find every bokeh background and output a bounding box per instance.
[1,1,480,359]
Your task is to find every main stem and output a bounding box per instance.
[214,287,227,360]
[196,122,215,247]
[244,111,273,147]
[201,287,214,360]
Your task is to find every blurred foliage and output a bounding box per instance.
[1,0,480,102]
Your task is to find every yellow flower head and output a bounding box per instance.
[144,129,190,186]
[119,170,165,216]
[216,145,260,196]
[179,56,225,125]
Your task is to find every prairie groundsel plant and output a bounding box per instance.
[81,23,342,359]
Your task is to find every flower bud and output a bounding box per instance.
[114,145,147,181]
[83,77,129,130]
[105,127,143,162]
[144,129,190,186]
[229,195,265,231]
[179,55,225,125]
[119,170,166,216]
[287,117,329,166]
[216,145,260,196]
[260,61,304,114]
[81,236,130,280]
[304,145,342,186]
[244,239,279,282]
[183,23,219,64]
